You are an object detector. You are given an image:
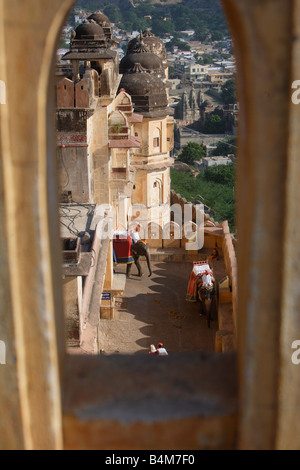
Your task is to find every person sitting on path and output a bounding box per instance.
[156,342,168,356]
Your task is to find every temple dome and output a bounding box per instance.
[87,10,110,26]
[75,20,106,40]
[128,29,167,62]
[120,41,164,77]
[118,63,168,113]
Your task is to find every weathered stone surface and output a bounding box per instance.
[63,352,237,450]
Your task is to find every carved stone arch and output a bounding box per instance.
[0,0,78,450]
[1,0,300,452]
[162,220,181,249]
[109,110,128,128]
[147,221,163,248]
[115,89,132,108]
[152,126,161,152]
[152,177,163,205]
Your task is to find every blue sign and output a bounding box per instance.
[101,292,111,300]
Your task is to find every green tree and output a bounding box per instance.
[151,18,174,36]
[167,37,191,52]
[211,30,224,41]
[103,5,122,24]
[168,66,175,78]
[203,114,225,134]
[204,163,236,186]
[178,142,205,165]
[221,79,236,105]
[211,139,236,156]
[170,166,236,231]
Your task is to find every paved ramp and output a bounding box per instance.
[99,261,221,355]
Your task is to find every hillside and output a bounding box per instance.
[73,0,229,40]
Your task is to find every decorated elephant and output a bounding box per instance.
[196,270,215,325]
[113,230,152,278]
[126,240,152,278]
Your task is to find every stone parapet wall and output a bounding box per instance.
[170,189,219,229]
[81,227,109,354]
[170,191,237,350]
[220,220,237,334]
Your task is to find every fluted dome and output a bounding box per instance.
[87,10,110,26]
[120,41,164,78]
[118,63,168,115]
[128,29,167,62]
[75,20,106,40]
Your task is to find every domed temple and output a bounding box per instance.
[55,12,175,342]
[119,41,165,79]
[1,0,298,452]
[118,63,174,227]
[128,28,168,79]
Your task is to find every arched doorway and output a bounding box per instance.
[1,0,299,452]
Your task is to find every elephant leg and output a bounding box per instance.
[198,289,205,316]
[133,254,143,277]
[205,299,211,315]
[126,263,133,278]
[205,298,212,328]
[131,242,152,277]
[145,247,152,277]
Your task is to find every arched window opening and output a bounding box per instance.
[53,0,238,360]
[153,127,161,153]
[0,0,300,449]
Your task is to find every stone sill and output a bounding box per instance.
[63,351,237,450]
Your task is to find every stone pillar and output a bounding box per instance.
[222,0,300,450]
[0,0,75,450]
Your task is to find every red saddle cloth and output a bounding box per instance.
[186,270,200,302]
[113,234,134,264]
[186,262,212,302]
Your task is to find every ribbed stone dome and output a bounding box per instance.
[120,41,164,77]
[87,10,110,26]
[75,20,106,40]
[128,29,167,61]
[118,63,168,113]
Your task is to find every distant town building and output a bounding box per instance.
[199,155,235,170]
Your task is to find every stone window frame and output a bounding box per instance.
[1,0,300,451]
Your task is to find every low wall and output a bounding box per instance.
[170,190,218,228]
[220,220,237,332]
[214,221,237,352]
[170,191,238,351]
[63,276,80,345]
[177,132,230,151]
[81,227,110,353]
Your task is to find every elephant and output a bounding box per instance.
[126,240,152,278]
[196,273,215,326]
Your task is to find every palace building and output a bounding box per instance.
[56,13,176,346]
[1,0,297,451]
